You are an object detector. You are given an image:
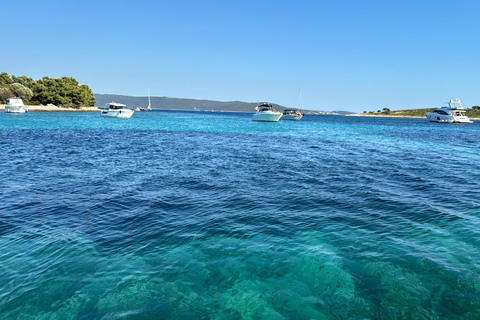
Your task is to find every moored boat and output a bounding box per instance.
[5,97,28,113]
[140,90,152,111]
[283,91,304,121]
[252,103,282,122]
[426,99,473,123]
[282,109,303,121]
[100,102,134,118]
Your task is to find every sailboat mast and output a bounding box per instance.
[298,90,303,112]
[148,89,151,110]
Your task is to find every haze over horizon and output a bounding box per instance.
[4,0,479,113]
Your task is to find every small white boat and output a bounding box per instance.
[426,99,473,123]
[252,103,282,122]
[282,109,303,121]
[5,98,28,113]
[283,91,304,121]
[100,102,134,118]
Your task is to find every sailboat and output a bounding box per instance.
[282,91,304,120]
[140,90,151,111]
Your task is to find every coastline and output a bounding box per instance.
[0,104,100,112]
[346,113,480,121]
[346,113,424,119]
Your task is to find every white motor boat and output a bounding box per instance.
[282,91,304,121]
[426,99,473,123]
[282,109,303,121]
[252,103,282,122]
[100,102,134,118]
[5,97,28,113]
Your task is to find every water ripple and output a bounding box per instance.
[1,113,480,318]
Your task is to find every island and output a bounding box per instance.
[348,107,480,121]
[0,73,98,111]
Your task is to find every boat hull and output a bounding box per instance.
[252,112,282,122]
[426,113,472,123]
[100,109,134,118]
[282,114,303,121]
[5,106,28,113]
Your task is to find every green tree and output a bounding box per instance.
[10,83,33,102]
[382,107,391,114]
[0,73,12,88]
[31,76,96,107]
[12,75,35,89]
[0,86,14,103]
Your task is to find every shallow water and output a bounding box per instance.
[1,111,480,319]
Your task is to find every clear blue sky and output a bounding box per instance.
[4,0,479,112]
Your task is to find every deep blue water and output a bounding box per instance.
[1,111,480,319]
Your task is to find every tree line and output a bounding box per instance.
[0,73,96,107]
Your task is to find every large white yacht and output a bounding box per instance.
[100,102,134,118]
[5,97,28,113]
[426,99,473,123]
[252,103,282,122]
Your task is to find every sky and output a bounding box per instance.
[3,0,480,113]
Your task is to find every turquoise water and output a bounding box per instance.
[1,111,480,319]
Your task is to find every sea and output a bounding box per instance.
[1,110,480,319]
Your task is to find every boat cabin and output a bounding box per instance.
[106,102,126,110]
[283,109,301,115]
[256,103,274,112]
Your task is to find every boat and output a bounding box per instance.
[282,109,303,120]
[426,99,473,123]
[100,102,134,118]
[140,90,152,111]
[5,97,28,113]
[282,91,304,121]
[252,103,283,122]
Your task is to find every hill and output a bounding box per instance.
[94,94,354,115]
[95,94,278,113]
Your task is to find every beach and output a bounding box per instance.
[0,104,100,112]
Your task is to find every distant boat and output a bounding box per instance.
[426,99,473,123]
[140,90,152,111]
[5,97,28,113]
[100,102,134,118]
[282,91,304,121]
[252,103,282,122]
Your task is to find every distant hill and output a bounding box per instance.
[95,94,277,113]
[94,93,354,115]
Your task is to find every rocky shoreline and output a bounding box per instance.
[0,104,100,112]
